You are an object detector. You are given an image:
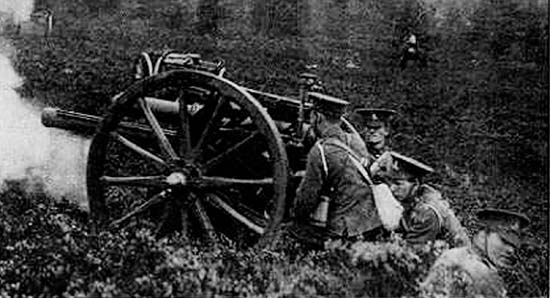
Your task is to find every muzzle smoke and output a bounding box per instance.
[0,0,90,210]
[0,0,33,25]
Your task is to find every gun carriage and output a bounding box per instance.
[41,51,361,248]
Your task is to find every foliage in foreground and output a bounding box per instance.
[0,181,546,297]
[0,181,443,297]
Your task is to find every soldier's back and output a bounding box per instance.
[320,137,382,237]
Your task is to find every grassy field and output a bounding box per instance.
[1,0,548,296]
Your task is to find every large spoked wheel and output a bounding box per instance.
[87,70,289,248]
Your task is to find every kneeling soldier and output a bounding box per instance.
[382,152,470,247]
[289,93,383,249]
[420,209,530,297]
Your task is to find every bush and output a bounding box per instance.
[0,181,451,297]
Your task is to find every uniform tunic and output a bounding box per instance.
[419,245,506,297]
[368,150,392,180]
[367,144,389,160]
[400,185,470,247]
[290,126,382,244]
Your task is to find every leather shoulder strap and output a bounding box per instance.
[316,143,328,178]
[323,138,360,160]
[323,139,374,186]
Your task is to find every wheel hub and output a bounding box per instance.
[166,172,187,186]
[166,162,202,187]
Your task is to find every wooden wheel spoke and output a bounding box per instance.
[100,175,167,187]
[155,199,174,236]
[177,91,192,157]
[191,96,227,159]
[111,132,167,168]
[203,194,265,234]
[172,189,191,236]
[138,97,178,160]
[109,190,169,228]
[204,131,261,171]
[196,176,273,189]
[180,207,189,236]
[190,194,217,242]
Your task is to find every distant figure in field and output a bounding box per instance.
[399,32,427,69]
[196,0,220,35]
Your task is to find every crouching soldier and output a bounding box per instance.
[420,209,530,298]
[288,93,384,249]
[382,152,470,247]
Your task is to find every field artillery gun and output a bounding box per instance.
[41,51,361,248]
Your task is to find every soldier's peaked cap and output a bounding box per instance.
[310,92,349,117]
[477,208,530,230]
[354,108,398,127]
[386,151,434,180]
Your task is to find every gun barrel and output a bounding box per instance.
[41,107,176,138]
[41,108,101,135]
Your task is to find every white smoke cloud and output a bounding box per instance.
[0,52,90,209]
[0,0,89,209]
[0,0,34,24]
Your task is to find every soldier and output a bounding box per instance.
[289,92,383,249]
[353,108,396,158]
[399,32,427,69]
[352,108,397,177]
[420,209,530,298]
[382,152,470,247]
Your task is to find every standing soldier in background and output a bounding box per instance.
[382,152,470,247]
[196,0,220,35]
[420,209,530,298]
[399,32,427,69]
[289,93,383,249]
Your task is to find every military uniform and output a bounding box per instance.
[369,151,393,182]
[291,126,382,245]
[419,245,506,298]
[400,184,470,247]
[383,152,470,247]
[289,93,382,248]
[420,209,530,298]
[352,108,397,175]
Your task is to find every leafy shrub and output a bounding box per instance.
[0,181,446,297]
